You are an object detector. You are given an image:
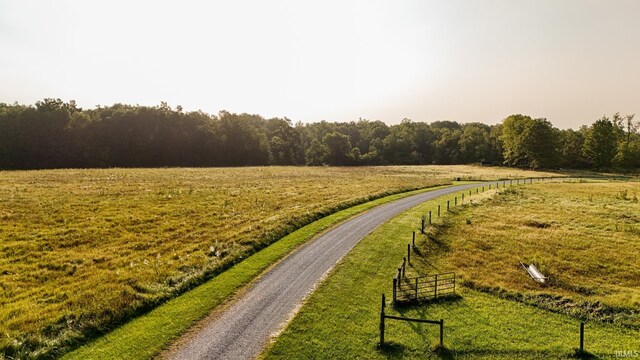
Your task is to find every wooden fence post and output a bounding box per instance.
[402,258,406,278]
[421,216,425,234]
[429,211,432,224]
[453,273,456,292]
[447,200,450,211]
[454,197,457,206]
[580,322,584,352]
[437,205,440,217]
[461,193,464,203]
[412,231,415,247]
[407,244,410,265]
[392,279,397,303]
[380,293,385,345]
[434,274,438,299]
[380,293,446,347]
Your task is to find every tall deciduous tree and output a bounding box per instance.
[558,128,588,168]
[459,123,491,163]
[305,139,328,165]
[383,119,419,164]
[583,118,617,168]
[322,132,352,165]
[500,114,558,169]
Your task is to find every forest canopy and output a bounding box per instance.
[0,99,638,170]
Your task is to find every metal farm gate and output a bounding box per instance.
[392,272,456,303]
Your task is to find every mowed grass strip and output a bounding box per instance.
[262,183,640,359]
[0,165,557,358]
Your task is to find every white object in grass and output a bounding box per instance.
[521,262,547,283]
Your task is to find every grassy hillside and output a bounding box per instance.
[263,180,639,359]
[0,165,557,357]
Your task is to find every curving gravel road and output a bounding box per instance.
[168,182,491,360]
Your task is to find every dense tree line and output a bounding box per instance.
[500,113,640,170]
[0,99,638,170]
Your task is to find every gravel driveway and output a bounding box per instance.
[169,183,488,360]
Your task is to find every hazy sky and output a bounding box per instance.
[1,0,639,128]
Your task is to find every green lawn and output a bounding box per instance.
[263,182,640,359]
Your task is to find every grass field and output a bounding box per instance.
[263,180,640,359]
[62,185,459,360]
[422,181,640,327]
[0,166,558,358]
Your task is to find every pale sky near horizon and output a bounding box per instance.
[1,0,639,129]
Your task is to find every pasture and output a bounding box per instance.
[426,181,640,326]
[0,166,556,358]
[264,180,640,359]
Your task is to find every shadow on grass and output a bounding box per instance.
[378,342,595,360]
[433,344,454,359]
[572,348,598,359]
[407,258,437,276]
[377,342,455,359]
[393,293,463,311]
[411,246,423,256]
[450,348,596,358]
[428,236,451,252]
[376,341,407,358]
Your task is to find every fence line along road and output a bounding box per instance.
[167,181,519,360]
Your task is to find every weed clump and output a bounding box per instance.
[616,189,629,200]
[524,220,551,228]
